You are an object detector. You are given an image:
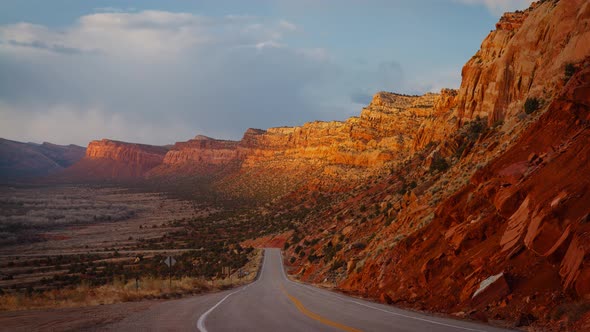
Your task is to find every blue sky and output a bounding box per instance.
[0,0,532,145]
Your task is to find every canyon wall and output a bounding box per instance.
[67,139,169,179]
[456,0,590,125]
[162,136,241,166]
[281,2,590,330]
[241,92,443,168]
[155,92,449,176]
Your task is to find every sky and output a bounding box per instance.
[0,0,532,146]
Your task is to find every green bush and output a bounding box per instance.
[524,97,541,114]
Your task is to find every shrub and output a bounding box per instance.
[465,119,486,140]
[307,254,319,263]
[429,155,449,173]
[564,63,576,81]
[331,259,345,271]
[352,242,367,250]
[524,97,541,114]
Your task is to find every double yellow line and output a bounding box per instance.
[281,284,362,332]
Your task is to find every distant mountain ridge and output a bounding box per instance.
[0,138,85,182]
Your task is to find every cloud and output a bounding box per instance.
[278,20,298,32]
[0,9,462,146]
[453,0,532,15]
[0,11,337,145]
[0,103,197,146]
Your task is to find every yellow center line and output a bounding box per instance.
[280,284,363,332]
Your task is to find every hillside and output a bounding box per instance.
[280,1,590,330]
[0,138,85,182]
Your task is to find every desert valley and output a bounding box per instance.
[1,0,590,331]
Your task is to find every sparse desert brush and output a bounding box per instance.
[0,249,263,312]
[0,276,211,311]
[524,97,541,114]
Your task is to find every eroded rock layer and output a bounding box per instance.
[280,2,590,330]
[456,0,590,124]
[68,139,169,179]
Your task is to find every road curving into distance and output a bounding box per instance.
[106,248,513,332]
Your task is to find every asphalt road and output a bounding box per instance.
[106,248,512,332]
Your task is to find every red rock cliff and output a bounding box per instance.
[456,0,590,125]
[71,139,168,179]
[240,92,445,168]
[162,135,241,166]
[282,2,590,330]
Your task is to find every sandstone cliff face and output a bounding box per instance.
[214,92,453,200]
[241,92,443,168]
[456,0,590,125]
[337,64,590,325]
[162,136,241,166]
[412,88,458,151]
[73,139,168,179]
[280,2,590,330]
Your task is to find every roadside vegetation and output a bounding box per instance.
[0,186,274,311]
[0,249,262,311]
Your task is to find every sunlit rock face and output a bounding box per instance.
[282,2,590,330]
[77,139,168,178]
[456,0,590,125]
[240,91,448,168]
[162,136,241,166]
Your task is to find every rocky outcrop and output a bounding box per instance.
[67,139,168,179]
[282,2,590,330]
[241,92,444,168]
[0,138,85,182]
[412,89,458,151]
[213,92,453,199]
[163,136,241,166]
[456,0,590,125]
[86,139,168,166]
[288,58,590,331]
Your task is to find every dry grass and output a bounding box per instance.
[0,277,207,311]
[0,249,263,312]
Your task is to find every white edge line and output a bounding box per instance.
[196,251,266,332]
[278,250,489,332]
